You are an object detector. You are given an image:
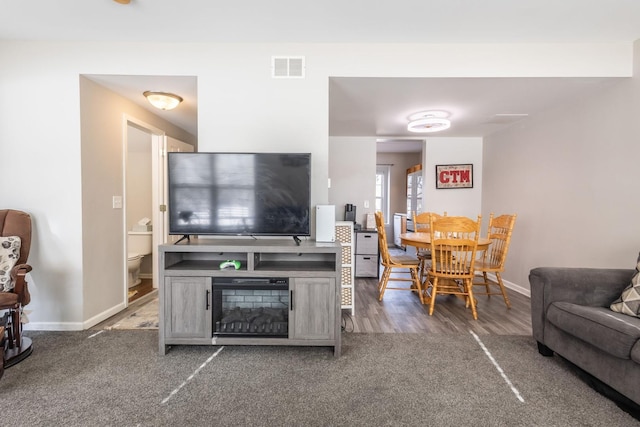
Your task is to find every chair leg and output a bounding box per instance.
[4,311,17,349]
[378,267,391,301]
[10,309,21,349]
[465,279,478,320]
[377,268,386,292]
[418,257,429,285]
[495,272,511,309]
[410,268,424,304]
[428,277,438,316]
[5,318,14,349]
[482,272,491,295]
[422,278,432,303]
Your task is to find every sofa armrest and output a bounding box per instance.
[529,267,633,343]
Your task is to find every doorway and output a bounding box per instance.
[123,117,166,305]
[125,120,155,303]
[123,117,195,306]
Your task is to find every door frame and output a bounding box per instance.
[122,115,167,305]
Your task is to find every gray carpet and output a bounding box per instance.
[2,330,638,426]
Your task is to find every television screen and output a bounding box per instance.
[168,152,311,236]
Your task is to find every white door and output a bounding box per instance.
[151,135,194,288]
[165,137,194,245]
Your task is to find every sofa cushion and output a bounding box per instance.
[0,236,21,292]
[547,301,640,359]
[610,255,640,318]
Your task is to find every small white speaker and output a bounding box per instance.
[315,205,336,242]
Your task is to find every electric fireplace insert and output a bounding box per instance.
[211,277,289,338]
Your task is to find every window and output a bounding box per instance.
[376,165,391,223]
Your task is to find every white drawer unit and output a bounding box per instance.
[355,230,378,278]
[335,221,355,315]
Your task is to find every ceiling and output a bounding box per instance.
[5,1,640,152]
[4,1,640,44]
[330,77,622,152]
[85,74,198,137]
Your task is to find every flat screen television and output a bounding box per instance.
[168,152,311,238]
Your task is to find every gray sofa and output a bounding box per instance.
[529,267,640,407]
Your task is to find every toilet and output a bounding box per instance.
[127,231,152,288]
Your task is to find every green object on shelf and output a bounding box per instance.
[219,260,241,270]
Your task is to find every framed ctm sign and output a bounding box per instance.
[435,164,473,189]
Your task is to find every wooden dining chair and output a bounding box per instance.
[473,213,517,308]
[412,211,446,283]
[413,211,431,232]
[426,215,482,319]
[374,212,424,304]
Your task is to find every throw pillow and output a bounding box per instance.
[0,236,21,292]
[610,254,640,318]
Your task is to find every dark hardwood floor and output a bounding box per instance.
[128,278,153,303]
[343,270,532,335]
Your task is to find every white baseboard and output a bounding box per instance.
[485,273,530,298]
[24,322,83,331]
[83,302,126,329]
[23,301,126,331]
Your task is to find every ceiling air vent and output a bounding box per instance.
[271,56,305,78]
[485,113,529,124]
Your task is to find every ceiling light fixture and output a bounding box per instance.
[143,91,183,111]
[407,110,451,133]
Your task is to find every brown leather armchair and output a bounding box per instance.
[0,209,33,367]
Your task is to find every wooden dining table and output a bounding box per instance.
[399,232,491,305]
[400,232,491,251]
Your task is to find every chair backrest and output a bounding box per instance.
[374,211,392,265]
[429,215,481,278]
[484,213,517,269]
[412,211,447,233]
[0,209,32,265]
[413,211,431,232]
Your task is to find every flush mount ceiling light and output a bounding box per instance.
[407,110,451,133]
[143,91,183,111]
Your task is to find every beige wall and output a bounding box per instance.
[79,77,196,327]
[126,126,152,231]
[423,137,484,220]
[377,152,422,217]
[375,152,422,240]
[328,137,377,225]
[482,40,640,295]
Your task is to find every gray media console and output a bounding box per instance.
[158,238,342,357]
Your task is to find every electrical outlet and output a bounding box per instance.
[112,196,123,209]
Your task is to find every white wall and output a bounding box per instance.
[0,40,634,329]
[482,40,640,294]
[328,137,377,225]
[423,137,484,220]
